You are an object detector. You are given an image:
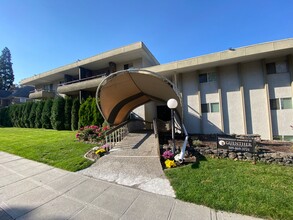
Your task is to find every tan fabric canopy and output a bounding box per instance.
[96,70,182,125]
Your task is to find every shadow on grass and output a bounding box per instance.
[191,154,207,169]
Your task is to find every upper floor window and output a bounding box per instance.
[124,63,133,70]
[199,72,217,83]
[270,97,292,110]
[266,61,288,74]
[43,84,53,91]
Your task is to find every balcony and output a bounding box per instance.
[29,90,55,99]
[57,75,106,94]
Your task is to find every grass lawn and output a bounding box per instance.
[0,127,95,171]
[165,157,293,220]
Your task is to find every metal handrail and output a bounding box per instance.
[105,121,129,148]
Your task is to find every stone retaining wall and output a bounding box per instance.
[194,147,293,166]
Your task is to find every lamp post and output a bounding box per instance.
[167,98,178,154]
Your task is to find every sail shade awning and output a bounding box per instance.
[96,70,182,125]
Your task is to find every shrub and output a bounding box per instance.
[35,101,45,128]
[79,97,103,128]
[41,99,53,129]
[91,98,103,126]
[28,102,37,128]
[76,125,109,143]
[64,97,72,130]
[23,102,34,128]
[51,97,65,130]
[0,107,11,127]
[71,98,80,130]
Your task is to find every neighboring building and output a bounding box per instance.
[20,39,293,141]
[0,86,34,108]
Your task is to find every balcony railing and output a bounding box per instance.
[58,74,107,87]
[29,89,55,99]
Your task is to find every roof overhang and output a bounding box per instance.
[20,42,159,86]
[96,70,182,125]
[146,38,293,76]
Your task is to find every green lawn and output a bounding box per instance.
[165,158,293,220]
[0,128,94,171]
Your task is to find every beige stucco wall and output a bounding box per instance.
[219,65,245,134]
[181,73,201,133]
[200,76,222,134]
[267,64,293,137]
[241,61,271,139]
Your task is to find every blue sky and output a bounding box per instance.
[1,0,293,84]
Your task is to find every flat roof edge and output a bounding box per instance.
[146,38,293,73]
[20,41,150,85]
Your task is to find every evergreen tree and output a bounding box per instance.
[18,104,25,127]
[71,98,80,130]
[28,102,37,128]
[64,97,73,130]
[51,97,65,130]
[0,47,14,90]
[35,101,45,128]
[91,97,103,126]
[41,99,53,129]
[23,102,33,128]
[78,97,92,127]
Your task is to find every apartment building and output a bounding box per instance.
[20,39,293,140]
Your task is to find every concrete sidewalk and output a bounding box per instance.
[0,152,263,220]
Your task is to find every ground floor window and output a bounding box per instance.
[270,97,292,110]
[201,102,219,113]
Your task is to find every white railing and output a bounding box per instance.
[105,122,129,148]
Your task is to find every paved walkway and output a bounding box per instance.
[0,152,264,220]
[78,132,175,197]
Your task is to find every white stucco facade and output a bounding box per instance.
[20,39,293,140]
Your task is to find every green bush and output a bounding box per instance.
[64,97,73,130]
[41,99,53,129]
[35,101,45,128]
[0,107,11,127]
[51,97,65,130]
[71,98,80,131]
[28,102,37,128]
[18,104,25,127]
[79,97,103,128]
[91,98,103,126]
[23,102,33,128]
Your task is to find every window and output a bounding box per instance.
[199,74,208,83]
[124,63,133,70]
[281,98,292,109]
[211,103,220,112]
[270,98,292,110]
[199,72,217,83]
[201,102,219,113]
[270,99,280,110]
[266,61,288,74]
[201,104,209,113]
[43,84,53,91]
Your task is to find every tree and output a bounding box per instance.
[91,98,103,126]
[41,99,53,129]
[64,97,73,130]
[0,47,14,90]
[35,101,45,128]
[28,102,37,128]
[51,97,65,130]
[22,102,33,128]
[71,98,80,130]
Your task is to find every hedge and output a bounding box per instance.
[0,96,104,131]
